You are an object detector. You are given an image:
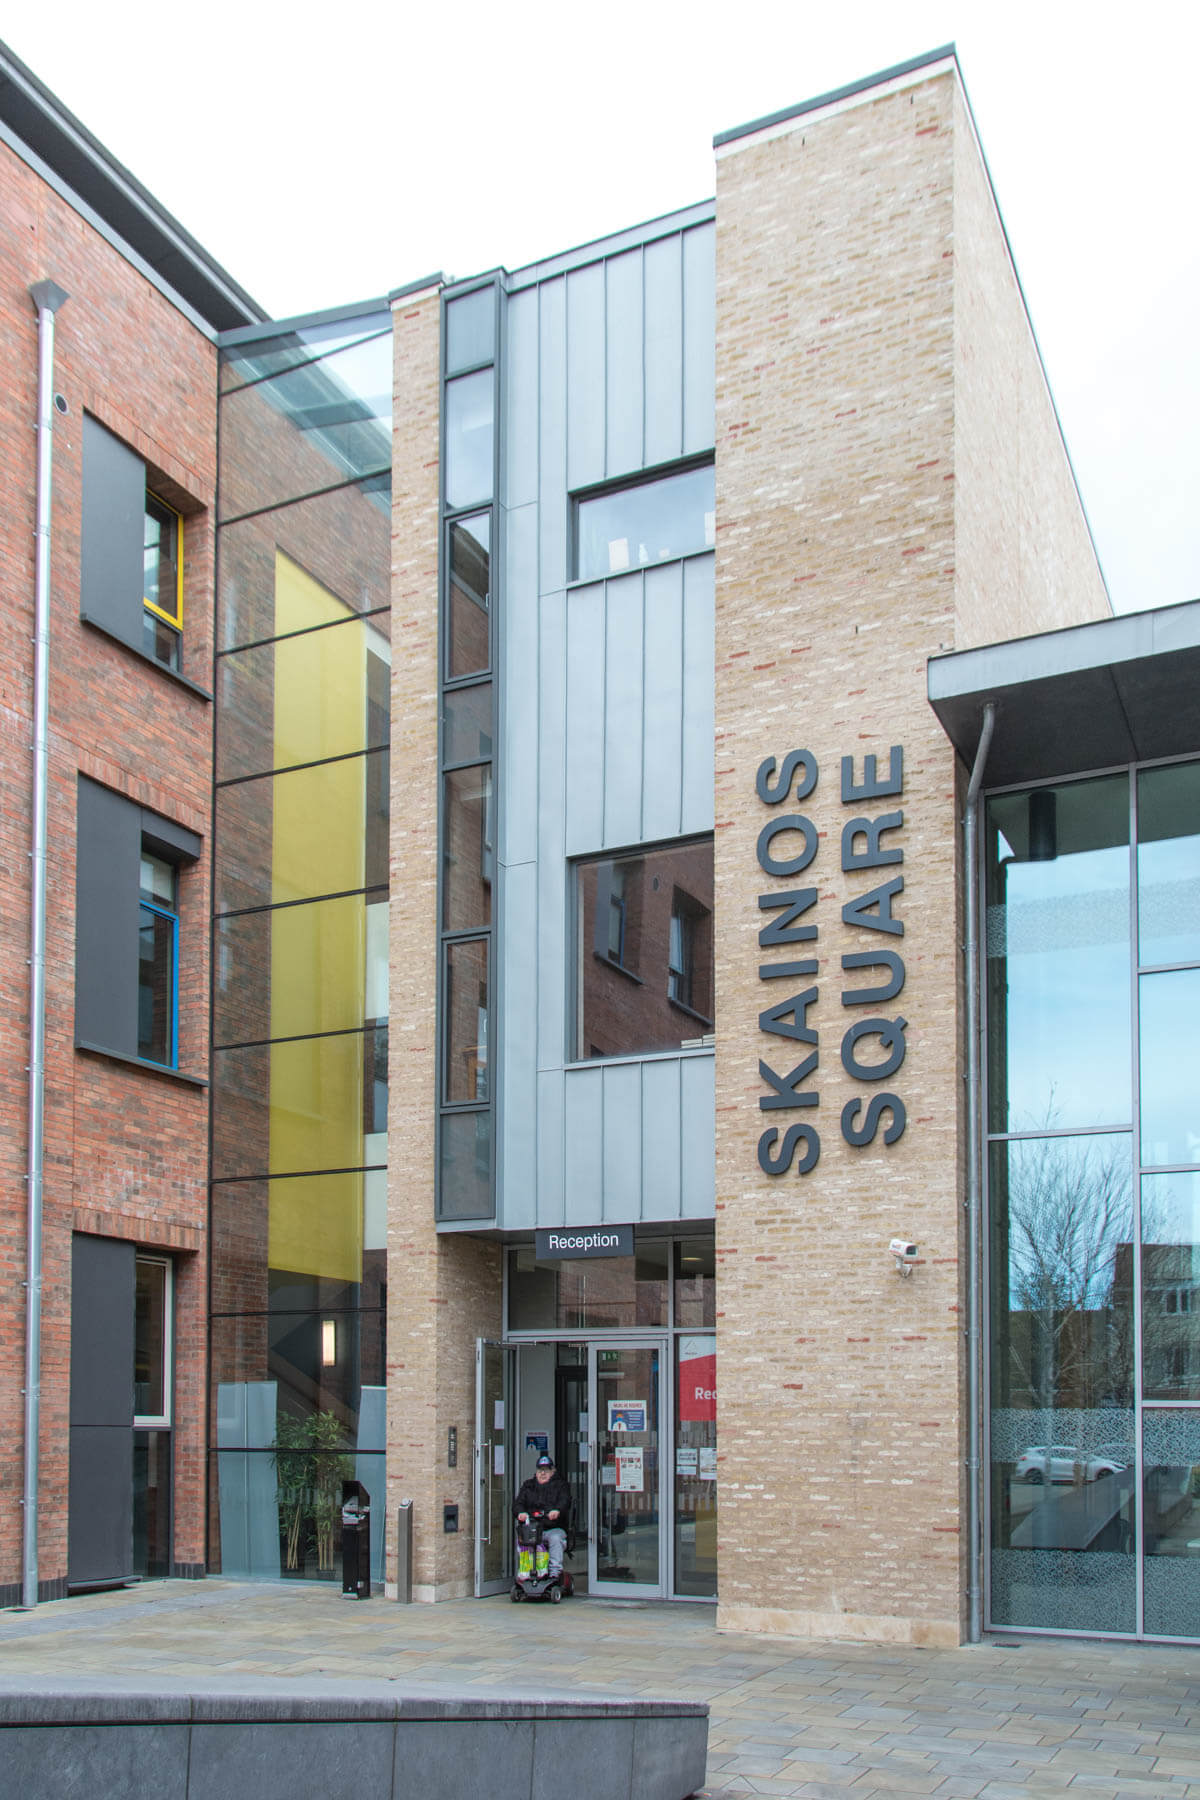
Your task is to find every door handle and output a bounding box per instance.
[484,1439,493,1543]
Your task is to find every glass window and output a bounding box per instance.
[577,839,714,1060]
[444,938,489,1104]
[214,890,388,1048]
[986,777,1131,1133]
[674,1236,715,1328]
[675,1333,717,1596]
[507,1243,669,1331]
[438,1110,492,1221]
[138,853,177,1065]
[134,1258,171,1424]
[1140,968,1200,1167]
[447,514,490,680]
[1142,1172,1200,1399]
[1138,761,1200,968]
[1142,1411,1200,1638]
[988,1133,1135,1633]
[143,493,182,672]
[216,615,391,781]
[445,369,494,511]
[443,767,492,932]
[443,682,492,768]
[445,287,494,375]
[211,1026,388,1183]
[211,1172,387,1302]
[217,487,391,655]
[214,749,389,913]
[574,464,715,582]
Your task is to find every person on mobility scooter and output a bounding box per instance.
[511,1453,574,1602]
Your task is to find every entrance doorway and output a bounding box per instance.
[475,1337,667,1598]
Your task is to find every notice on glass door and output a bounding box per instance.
[675,1446,698,1476]
[616,1447,644,1492]
[698,1447,717,1480]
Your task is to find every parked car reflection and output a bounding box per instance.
[1014,1444,1129,1484]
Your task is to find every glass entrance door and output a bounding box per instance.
[589,1340,666,1597]
[475,1339,513,1596]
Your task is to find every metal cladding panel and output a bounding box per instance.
[602,573,646,848]
[563,1070,604,1224]
[70,1234,136,1426]
[533,1070,566,1227]
[80,413,144,646]
[682,224,716,455]
[680,555,716,834]
[74,775,141,1057]
[604,249,644,479]
[501,502,539,867]
[642,562,686,843]
[566,263,606,491]
[641,1058,683,1218]
[679,1053,716,1215]
[535,592,569,1067]
[502,288,539,510]
[564,583,606,856]
[537,277,568,594]
[498,857,538,1217]
[643,233,684,468]
[601,1061,643,1222]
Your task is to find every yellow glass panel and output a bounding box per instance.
[271,757,368,901]
[268,1169,365,1285]
[275,548,355,634]
[270,897,367,1041]
[267,1035,366,1283]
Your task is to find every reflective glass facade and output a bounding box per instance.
[210,308,391,1581]
[986,757,1200,1637]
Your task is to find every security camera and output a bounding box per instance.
[890,1238,919,1276]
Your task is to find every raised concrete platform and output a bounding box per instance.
[0,1680,708,1800]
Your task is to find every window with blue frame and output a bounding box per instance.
[138,852,178,1066]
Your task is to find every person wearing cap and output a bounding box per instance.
[513,1454,571,1579]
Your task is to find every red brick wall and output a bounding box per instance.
[0,138,217,1592]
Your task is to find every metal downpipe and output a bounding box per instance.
[23,279,68,1610]
[964,700,994,1644]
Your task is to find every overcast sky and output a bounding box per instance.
[9,1,1198,617]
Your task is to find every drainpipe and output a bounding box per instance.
[22,279,68,1611]
[964,701,994,1644]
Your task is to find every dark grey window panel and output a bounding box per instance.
[75,776,201,1060]
[68,1233,136,1588]
[80,414,146,650]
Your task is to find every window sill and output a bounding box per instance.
[668,997,714,1029]
[76,1040,209,1088]
[81,614,213,701]
[565,1044,714,1072]
[566,545,714,591]
[592,951,643,986]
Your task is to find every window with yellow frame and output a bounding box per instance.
[143,492,182,671]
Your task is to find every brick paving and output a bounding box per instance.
[2,1581,1199,1796]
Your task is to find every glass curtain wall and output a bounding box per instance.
[985,757,1200,1638]
[209,309,392,1581]
[439,284,498,1219]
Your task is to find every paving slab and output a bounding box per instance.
[2,1581,1200,1797]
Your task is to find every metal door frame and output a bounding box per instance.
[474,1338,514,1596]
[587,1335,668,1599]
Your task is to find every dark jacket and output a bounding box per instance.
[513,1471,571,1523]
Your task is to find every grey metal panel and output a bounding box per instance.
[74,776,140,1058]
[534,1070,566,1227]
[502,288,539,511]
[643,234,684,469]
[604,250,643,480]
[679,1054,716,1218]
[680,556,716,834]
[601,1062,643,1222]
[564,583,606,857]
[563,1070,604,1224]
[70,1234,135,1425]
[69,1233,135,1587]
[603,573,645,849]
[535,591,569,1074]
[640,1059,682,1218]
[501,502,540,868]
[537,277,568,594]
[80,414,143,648]
[566,263,606,493]
[682,224,716,456]
[499,858,539,1222]
[642,562,685,844]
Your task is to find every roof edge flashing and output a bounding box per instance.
[714,45,957,152]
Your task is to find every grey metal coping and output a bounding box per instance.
[0,36,264,332]
[927,599,1200,787]
[714,45,957,147]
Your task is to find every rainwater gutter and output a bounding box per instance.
[964,700,994,1643]
[22,277,68,1610]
